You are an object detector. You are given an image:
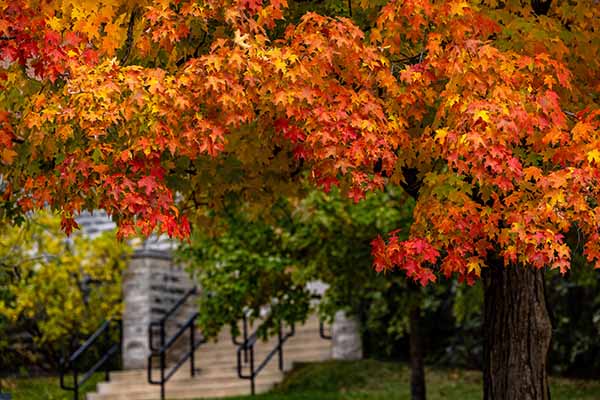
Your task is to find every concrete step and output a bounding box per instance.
[97,371,283,395]
[149,339,330,367]
[108,364,276,383]
[195,341,330,359]
[208,329,324,347]
[99,369,283,393]
[194,348,330,368]
[148,348,330,379]
[88,314,332,400]
[108,346,329,384]
[87,381,274,400]
[199,330,328,347]
[147,339,329,371]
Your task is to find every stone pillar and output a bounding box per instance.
[122,254,156,369]
[331,311,363,360]
[122,250,197,370]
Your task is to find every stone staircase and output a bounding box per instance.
[87,316,331,400]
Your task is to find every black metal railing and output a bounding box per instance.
[232,313,251,364]
[310,294,332,340]
[236,319,295,395]
[147,286,205,400]
[319,319,332,340]
[59,319,122,400]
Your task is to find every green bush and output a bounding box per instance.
[0,211,130,374]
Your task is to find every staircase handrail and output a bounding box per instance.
[59,319,122,400]
[147,286,205,400]
[310,294,332,340]
[149,286,197,352]
[236,318,295,395]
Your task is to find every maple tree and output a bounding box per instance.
[1,0,599,399]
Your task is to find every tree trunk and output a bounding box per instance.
[409,303,426,400]
[483,261,552,400]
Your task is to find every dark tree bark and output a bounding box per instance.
[483,260,552,400]
[409,303,426,400]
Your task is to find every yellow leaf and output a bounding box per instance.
[587,149,600,164]
[548,191,565,206]
[273,58,287,73]
[445,94,460,107]
[47,16,62,31]
[474,110,490,123]
[450,1,470,15]
[434,128,448,143]
[466,258,481,276]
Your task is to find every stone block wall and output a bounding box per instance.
[75,211,199,370]
[122,251,198,370]
[331,311,363,360]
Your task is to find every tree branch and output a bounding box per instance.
[562,108,578,120]
[531,0,552,15]
[400,166,423,200]
[176,31,209,66]
[120,8,138,65]
[290,158,305,179]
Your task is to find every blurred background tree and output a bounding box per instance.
[0,211,131,374]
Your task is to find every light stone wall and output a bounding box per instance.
[122,250,197,370]
[307,282,363,361]
[75,210,116,238]
[331,311,363,360]
[122,254,155,369]
[75,211,198,370]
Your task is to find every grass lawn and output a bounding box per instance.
[4,360,600,400]
[208,360,600,400]
[1,372,103,400]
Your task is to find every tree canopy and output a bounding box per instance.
[1,0,599,286]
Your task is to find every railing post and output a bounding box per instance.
[250,347,255,396]
[160,320,166,400]
[278,323,283,371]
[58,319,123,399]
[243,315,248,363]
[160,350,166,400]
[73,369,78,400]
[190,322,196,377]
[146,288,202,400]
[237,347,243,378]
[104,323,110,382]
[160,322,165,353]
[319,319,332,340]
[119,320,123,369]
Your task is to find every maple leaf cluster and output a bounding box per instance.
[370,0,600,283]
[1,0,599,285]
